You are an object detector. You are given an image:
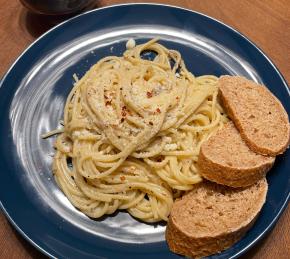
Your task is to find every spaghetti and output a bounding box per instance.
[51,39,228,222]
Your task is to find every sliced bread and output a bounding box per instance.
[166,179,268,258]
[198,122,275,187]
[219,75,290,156]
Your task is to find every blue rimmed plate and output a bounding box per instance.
[0,4,289,259]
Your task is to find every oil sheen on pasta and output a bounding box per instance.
[52,39,228,223]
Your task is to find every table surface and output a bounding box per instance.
[0,0,289,258]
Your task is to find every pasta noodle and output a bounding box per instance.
[51,39,228,222]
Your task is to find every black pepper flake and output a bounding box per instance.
[156,155,164,162]
[149,121,153,126]
[121,118,125,123]
[105,100,112,106]
[71,176,74,180]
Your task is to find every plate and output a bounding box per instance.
[0,4,289,259]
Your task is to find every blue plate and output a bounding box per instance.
[0,4,289,259]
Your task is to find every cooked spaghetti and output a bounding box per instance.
[51,39,228,222]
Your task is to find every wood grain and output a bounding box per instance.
[0,0,289,258]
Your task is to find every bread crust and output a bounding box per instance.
[198,150,273,188]
[166,179,268,258]
[166,215,257,258]
[198,122,275,188]
[219,76,290,156]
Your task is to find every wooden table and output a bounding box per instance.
[0,0,289,258]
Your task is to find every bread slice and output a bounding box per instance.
[198,122,275,187]
[219,75,290,156]
[166,179,268,258]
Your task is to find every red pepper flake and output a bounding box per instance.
[149,121,153,126]
[105,100,112,106]
[122,106,127,110]
[156,108,161,113]
[176,96,179,100]
[121,110,126,117]
[147,91,153,98]
[120,118,125,123]
[120,176,126,181]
